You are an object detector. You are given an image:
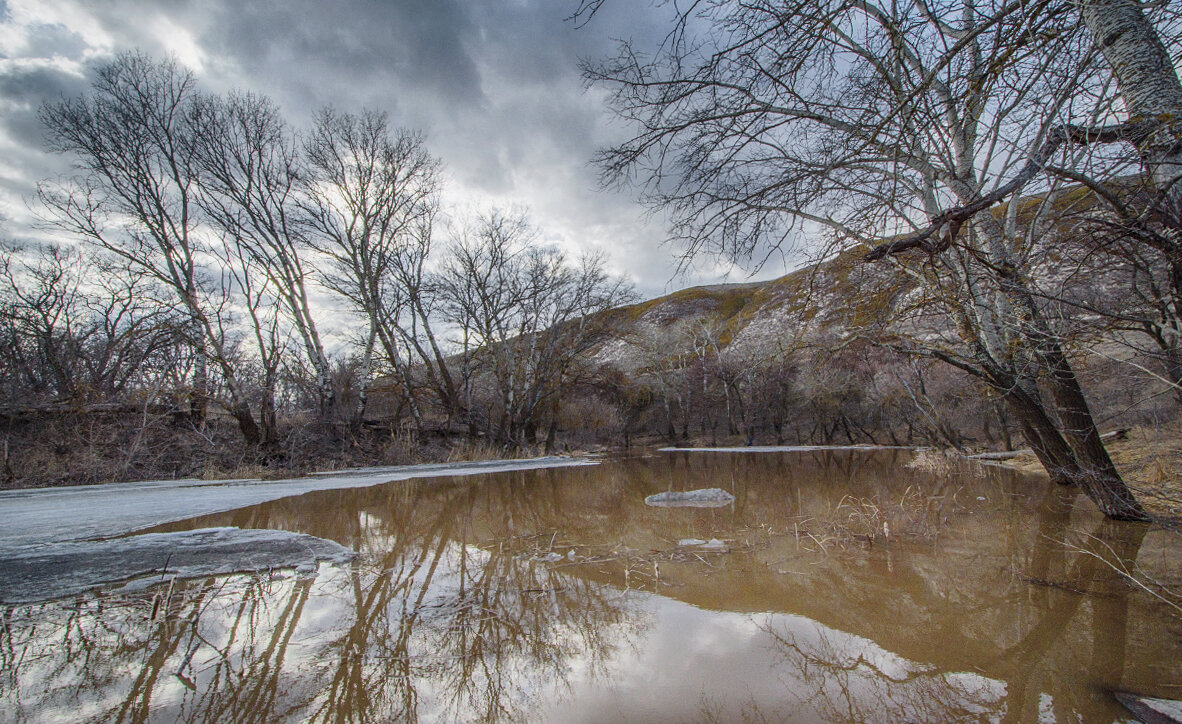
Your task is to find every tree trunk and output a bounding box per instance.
[545,417,558,453]
[189,316,208,427]
[1005,388,1080,486]
[1005,376,1146,519]
[230,399,262,448]
[260,386,279,456]
[995,400,1013,451]
[1040,344,1146,519]
[354,327,377,428]
[1078,0,1182,193]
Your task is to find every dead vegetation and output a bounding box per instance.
[1000,421,1182,519]
[787,486,972,551]
[0,412,530,489]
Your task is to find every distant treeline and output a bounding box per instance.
[1,52,637,485]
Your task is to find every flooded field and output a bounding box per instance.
[2,449,1180,722]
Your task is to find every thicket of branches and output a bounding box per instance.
[0,52,635,485]
[579,0,1182,519]
[4,0,1182,509]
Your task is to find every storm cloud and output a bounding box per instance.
[0,0,784,297]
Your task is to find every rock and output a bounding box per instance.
[645,488,735,508]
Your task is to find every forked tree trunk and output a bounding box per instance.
[1004,386,1082,485]
[980,212,1148,519]
[1003,377,1146,520]
[230,399,262,448]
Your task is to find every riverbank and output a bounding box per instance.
[0,456,596,549]
[0,418,583,490]
[986,422,1182,519]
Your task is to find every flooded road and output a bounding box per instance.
[2,449,1180,722]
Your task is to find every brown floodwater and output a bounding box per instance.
[2,449,1180,723]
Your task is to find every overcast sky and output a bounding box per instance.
[0,0,799,300]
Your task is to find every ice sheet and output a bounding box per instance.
[0,526,356,603]
[0,456,595,549]
[659,445,920,453]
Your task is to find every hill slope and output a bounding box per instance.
[592,246,911,370]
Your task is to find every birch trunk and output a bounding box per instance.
[1078,0,1182,191]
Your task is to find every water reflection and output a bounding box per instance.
[2,450,1180,722]
[755,521,1150,723]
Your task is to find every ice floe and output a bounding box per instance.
[0,456,595,549]
[645,488,735,508]
[0,527,356,604]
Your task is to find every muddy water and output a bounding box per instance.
[2,450,1180,722]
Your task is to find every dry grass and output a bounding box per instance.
[823,486,964,544]
[1000,421,1182,519]
[444,437,518,463]
[1107,423,1182,519]
[906,448,987,477]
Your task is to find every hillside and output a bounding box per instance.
[592,245,912,371]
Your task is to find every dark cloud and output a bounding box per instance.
[0,0,788,295]
[0,62,89,227]
[201,0,485,114]
[0,65,87,144]
[10,20,90,59]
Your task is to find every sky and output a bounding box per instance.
[0,0,797,301]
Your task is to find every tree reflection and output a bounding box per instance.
[757,507,1153,724]
[2,454,1176,723]
[763,623,1005,723]
[0,479,644,723]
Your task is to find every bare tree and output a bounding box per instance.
[629,324,697,440]
[207,231,287,450]
[583,0,1150,518]
[37,52,263,446]
[863,0,1182,420]
[0,237,196,485]
[190,91,335,422]
[439,210,634,447]
[1075,0,1182,197]
[300,108,446,427]
[0,242,90,402]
